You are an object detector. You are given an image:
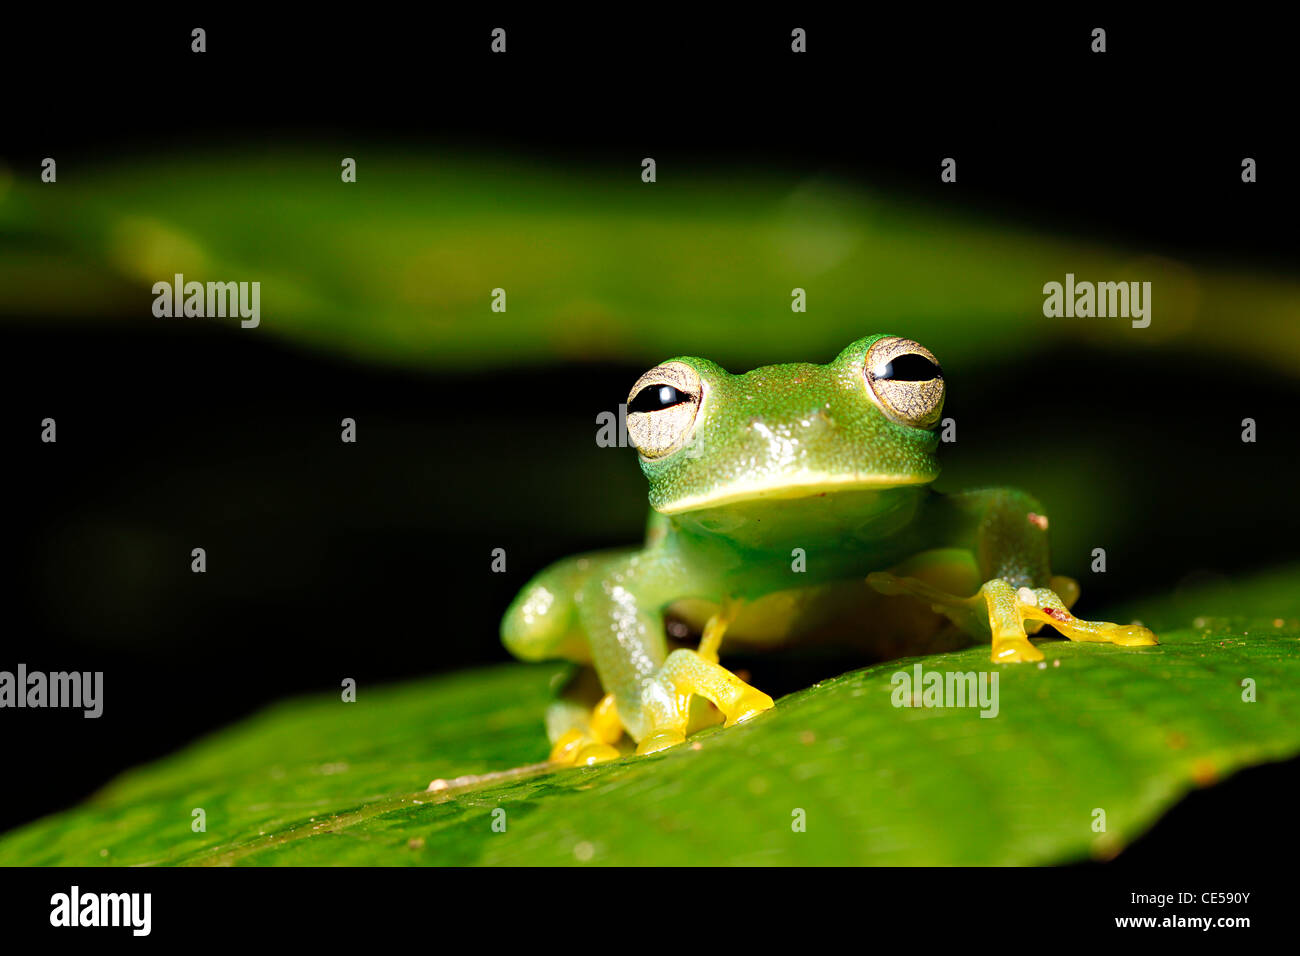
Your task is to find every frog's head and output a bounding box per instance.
[627,334,945,515]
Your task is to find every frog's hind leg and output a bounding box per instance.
[502,552,636,665]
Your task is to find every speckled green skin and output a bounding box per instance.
[641,335,939,512]
[502,334,1053,743]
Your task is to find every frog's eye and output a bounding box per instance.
[626,361,703,459]
[863,336,945,429]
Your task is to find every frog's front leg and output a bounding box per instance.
[636,646,774,754]
[869,489,1157,662]
[980,579,1157,661]
[581,561,773,755]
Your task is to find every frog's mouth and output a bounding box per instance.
[655,471,934,515]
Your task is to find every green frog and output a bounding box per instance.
[502,334,1157,765]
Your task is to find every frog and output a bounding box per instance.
[501,334,1158,766]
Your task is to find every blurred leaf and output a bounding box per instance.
[2,152,1298,374]
[3,567,1298,865]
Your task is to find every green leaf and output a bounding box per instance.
[3,567,1299,866]
[4,153,1300,377]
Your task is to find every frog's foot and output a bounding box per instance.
[979,580,1048,662]
[546,694,624,767]
[976,579,1158,658]
[635,649,774,755]
[868,572,1157,663]
[1013,585,1159,648]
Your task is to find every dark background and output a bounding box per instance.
[2,10,1297,865]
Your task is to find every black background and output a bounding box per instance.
[1,9,1297,875]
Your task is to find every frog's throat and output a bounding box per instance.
[653,472,935,515]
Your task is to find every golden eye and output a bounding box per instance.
[863,337,945,429]
[626,361,703,459]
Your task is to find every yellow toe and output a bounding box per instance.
[636,729,686,755]
[1106,623,1159,647]
[992,638,1044,663]
[723,688,775,727]
[548,729,586,765]
[574,743,620,766]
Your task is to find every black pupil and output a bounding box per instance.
[874,354,941,381]
[629,384,689,413]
